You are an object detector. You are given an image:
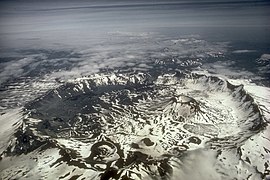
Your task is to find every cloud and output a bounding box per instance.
[0,57,35,85]
[232,49,257,53]
[45,33,228,81]
[0,31,231,112]
[258,54,270,61]
[0,49,82,85]
[170,149,221,180]
[200,60,259,80]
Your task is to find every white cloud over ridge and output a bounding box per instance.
[258,54,270,61]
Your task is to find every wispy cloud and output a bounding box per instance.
[232,49,257,53]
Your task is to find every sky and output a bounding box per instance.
[0,0,269,49]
